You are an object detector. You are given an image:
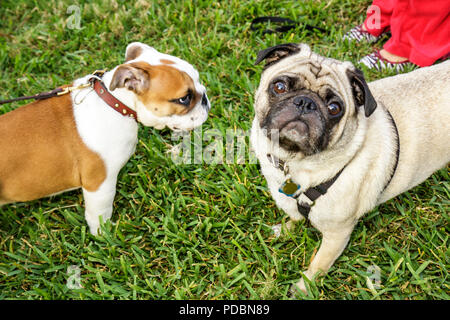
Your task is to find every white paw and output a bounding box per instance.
[290,270,315,298]
[85,214,100,235]
[290,278,308,298]
[88,223,100,236]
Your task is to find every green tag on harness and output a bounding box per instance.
[279,179,300,197]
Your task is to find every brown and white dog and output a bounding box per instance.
[0,42,210,234]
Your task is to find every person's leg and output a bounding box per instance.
[344,0,395,42]
[383,0,450,67]
[364,0,408,63]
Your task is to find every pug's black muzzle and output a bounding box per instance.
[261,93,327,155]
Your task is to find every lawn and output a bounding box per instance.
[0,0,448,300]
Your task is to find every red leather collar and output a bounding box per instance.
[91,78,138,121]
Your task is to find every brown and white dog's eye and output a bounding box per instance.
[273,81,288,94]
[327,102,343,116]
[174,92,192,106]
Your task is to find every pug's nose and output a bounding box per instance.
[293,96,317,113]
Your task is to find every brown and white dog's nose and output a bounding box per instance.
[201,92,210,111]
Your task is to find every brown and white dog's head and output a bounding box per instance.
[107,42,210,131]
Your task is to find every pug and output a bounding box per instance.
[250,43,450,294]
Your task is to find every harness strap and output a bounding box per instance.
[267,153,346,220]
[268,111,400,221]
[381,109,400,192]
[297,167,345,219]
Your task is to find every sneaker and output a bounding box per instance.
[359,50,415,72]
[343,24,381,43]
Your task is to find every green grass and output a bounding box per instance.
[0,0,448,300]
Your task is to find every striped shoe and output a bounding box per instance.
[343,24,381,43]
[359,50,415,72]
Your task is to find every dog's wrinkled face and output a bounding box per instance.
[255,43,376,156]
[109,42,210,131]
[261,73,346,155]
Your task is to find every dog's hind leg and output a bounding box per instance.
[291,227,354,295]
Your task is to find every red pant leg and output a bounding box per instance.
[364,0,397,36]
[384,0,450,66]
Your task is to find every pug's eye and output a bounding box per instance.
[273,81,288,94]
[327,102,343,116]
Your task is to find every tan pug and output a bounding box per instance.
[250,43,450,294]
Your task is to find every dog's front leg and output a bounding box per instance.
[82,175,118,235]
[291,227,354,296]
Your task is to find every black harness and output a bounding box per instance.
[268,110,400,220]
[296,167,346,219]
[382,110,400,192]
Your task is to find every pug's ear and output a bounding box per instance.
[255,43,301,68]
[109,63,150,94]
[346,68,377,117]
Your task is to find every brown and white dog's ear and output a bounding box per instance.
[346,68,377,117]
[109,64,150,94]
[125,42,145,62]
[255,43,301,68]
